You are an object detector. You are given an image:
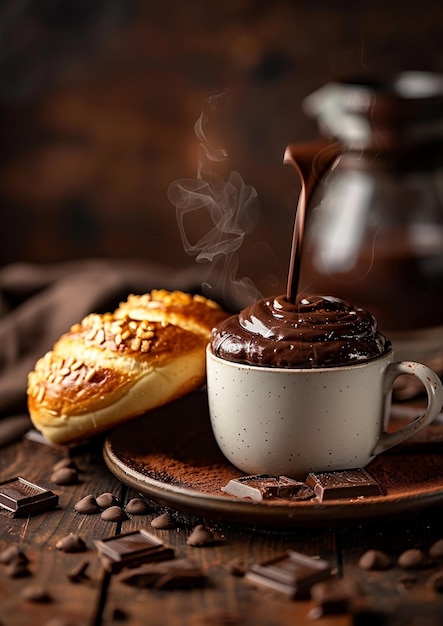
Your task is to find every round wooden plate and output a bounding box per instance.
[103,391,443,528]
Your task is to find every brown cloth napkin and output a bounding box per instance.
[0,259,214,446]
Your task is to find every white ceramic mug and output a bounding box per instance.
[206,346,443,479]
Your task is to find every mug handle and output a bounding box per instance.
[372,361,443,455]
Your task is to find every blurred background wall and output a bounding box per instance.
[0,0,442,298]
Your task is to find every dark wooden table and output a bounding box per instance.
[2,424,443,626]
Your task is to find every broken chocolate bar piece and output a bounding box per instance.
[222,474,314,501]
[245,550,332,599]
[309,577,364,617]
[306,469,382,502]
[222,475,280,500]
[118,558,206,589]
[94,529,174,573]
[277,476,315,500]
[0,477,58,517]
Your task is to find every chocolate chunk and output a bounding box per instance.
[358,549,392,571]
[101,505,128,522]
[397,548,433,569]
[0,544,28,565]
[21,584,52,603]
[74,494,100,514]
[118,558,206,589]
[245,550,332,599]
[56,534,87,553]
[0,477,58,517]
[66,560,90,582]
[187,525,218,547]
[306,469,382,501]
[309,577,363,617]
[125,498,151,515]
[96,492,120,509]
[429,539,443,559]
[151,511,176,529]
[225,558,247,577]
[94,529,174,573]
[277,476,315,500]
[111,607,129,621]
[222,474,314,501]
[6,560,31,578]
[222,475,281,500]
[396,574,418,593]
[428,570,443,593]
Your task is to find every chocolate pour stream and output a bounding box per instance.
[283,141,341,302]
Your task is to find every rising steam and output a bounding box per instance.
[168,94,261,309]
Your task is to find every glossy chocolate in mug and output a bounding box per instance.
[210,293,389,368]
[207,295,443,478]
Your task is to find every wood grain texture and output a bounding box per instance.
[2,433,443,625]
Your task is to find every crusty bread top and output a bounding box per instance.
[114,289,226,335]
[27,290,228,422]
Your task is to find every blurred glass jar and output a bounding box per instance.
[285,72,443,374]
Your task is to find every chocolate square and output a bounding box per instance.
[94,529,174,573]
[222,474,314,501]
[118,558,206,589]
[0,477,58,517]
[246,550,332,598]
[306,469,382,501]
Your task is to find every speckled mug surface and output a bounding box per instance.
[206,346,443,479]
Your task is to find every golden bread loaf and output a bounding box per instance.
[27,290,228,444]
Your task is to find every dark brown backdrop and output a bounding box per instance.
[1,0,441,298]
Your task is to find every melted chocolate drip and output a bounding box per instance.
[284,142,341,302]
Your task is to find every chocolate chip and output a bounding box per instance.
[100,506,128,522]
[21,584,52,603]
[225,558,247,577]
[52,458,77,472]
[358,549,392,571]
[6,560,31,578]
[111,607,129,621]
[396,574,418,593]
[187,525,217,547]
[151,512,176,529]
[66,560,90,583]
[397,548,433,569]
[0,544,28,565]
[56,534,87,553]
[124,498,151,515]
[74,494,100,514]
[96,492,120,509]
[50,467,79,486]
[429,539,443,559]
[428,570,443,592]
